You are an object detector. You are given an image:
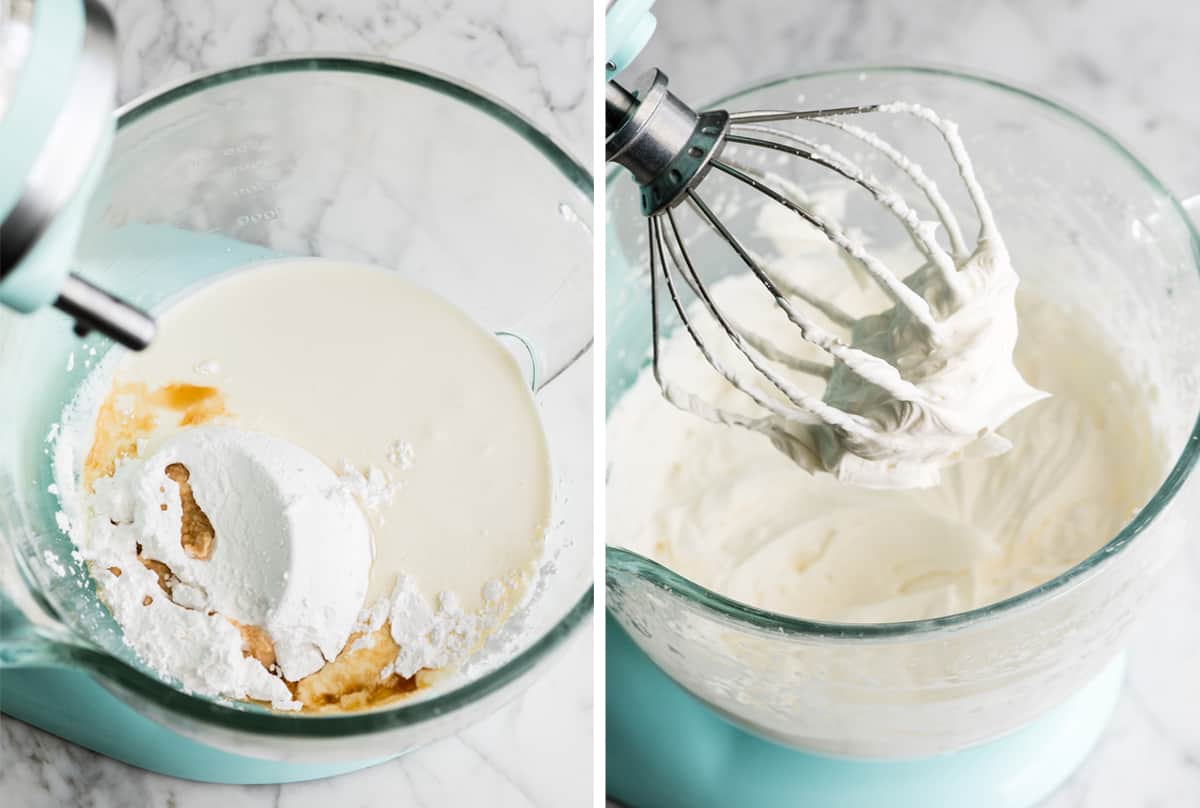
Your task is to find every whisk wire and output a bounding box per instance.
[743,245,858,329]
[726,127,963,296]
[688,190,922,420]
[648,217,764,433]
[661,214,833,377]
[650,207,857,431]
[712,158,941,335]
[726,104,879,124]
[690,179,925,406]
[664,208,836,417]
[814,117,970,258]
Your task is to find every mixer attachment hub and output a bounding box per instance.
[605,69,730,215]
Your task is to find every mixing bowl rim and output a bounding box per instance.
[121,53,594,387]
[605,63,1200,641]
[42,54,594,735]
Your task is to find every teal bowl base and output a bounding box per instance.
[607,615,1122,808]
[1,666,396,784]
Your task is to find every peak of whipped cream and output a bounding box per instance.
[796,231,1048,488]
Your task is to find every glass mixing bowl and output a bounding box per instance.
[606,66,1200,758]
[0,57,592,761]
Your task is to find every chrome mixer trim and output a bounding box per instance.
[727,105,880,124]
[54,273,155,348]
[0,0,115,277]
[605,69,730,216]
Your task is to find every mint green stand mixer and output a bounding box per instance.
[604,2,1200,806]
[0,1,594,783]
[0,0,154,347]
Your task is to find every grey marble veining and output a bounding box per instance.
[112,0,592,168]
[623,1,1200,806]
[1,0,593,806]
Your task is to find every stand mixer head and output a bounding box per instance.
[0,0,155,349]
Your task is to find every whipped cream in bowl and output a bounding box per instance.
[605,67,1197,759]
[612,98,1166,624]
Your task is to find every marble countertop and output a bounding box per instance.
[627,1,1200,806]
[0,1,593,806]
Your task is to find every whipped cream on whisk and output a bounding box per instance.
[813,104,1047,487]
[801,214,1046,487]
[661,103,1046,488]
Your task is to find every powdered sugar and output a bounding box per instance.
[53,414,536,709]
[482,578,505,603]
[88,558,302,710]
[360,574,508,680]
[42,550,66,577]
[337,461,401,514]
[68,425,373,705]
[386,439,415,471]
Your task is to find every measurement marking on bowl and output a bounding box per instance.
[232,158,271,174]
[221,139,271,157]
[235,208,280,227]
[233,179,279,198]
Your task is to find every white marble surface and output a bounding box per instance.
[622,1,1200,806]
[113,0,592,167]
[0,1,593,807]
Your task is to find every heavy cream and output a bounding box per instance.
[57,259,552,708]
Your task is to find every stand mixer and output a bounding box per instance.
[604,2,1200,806]
[0,0,155,348]
[0,2,594,783]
